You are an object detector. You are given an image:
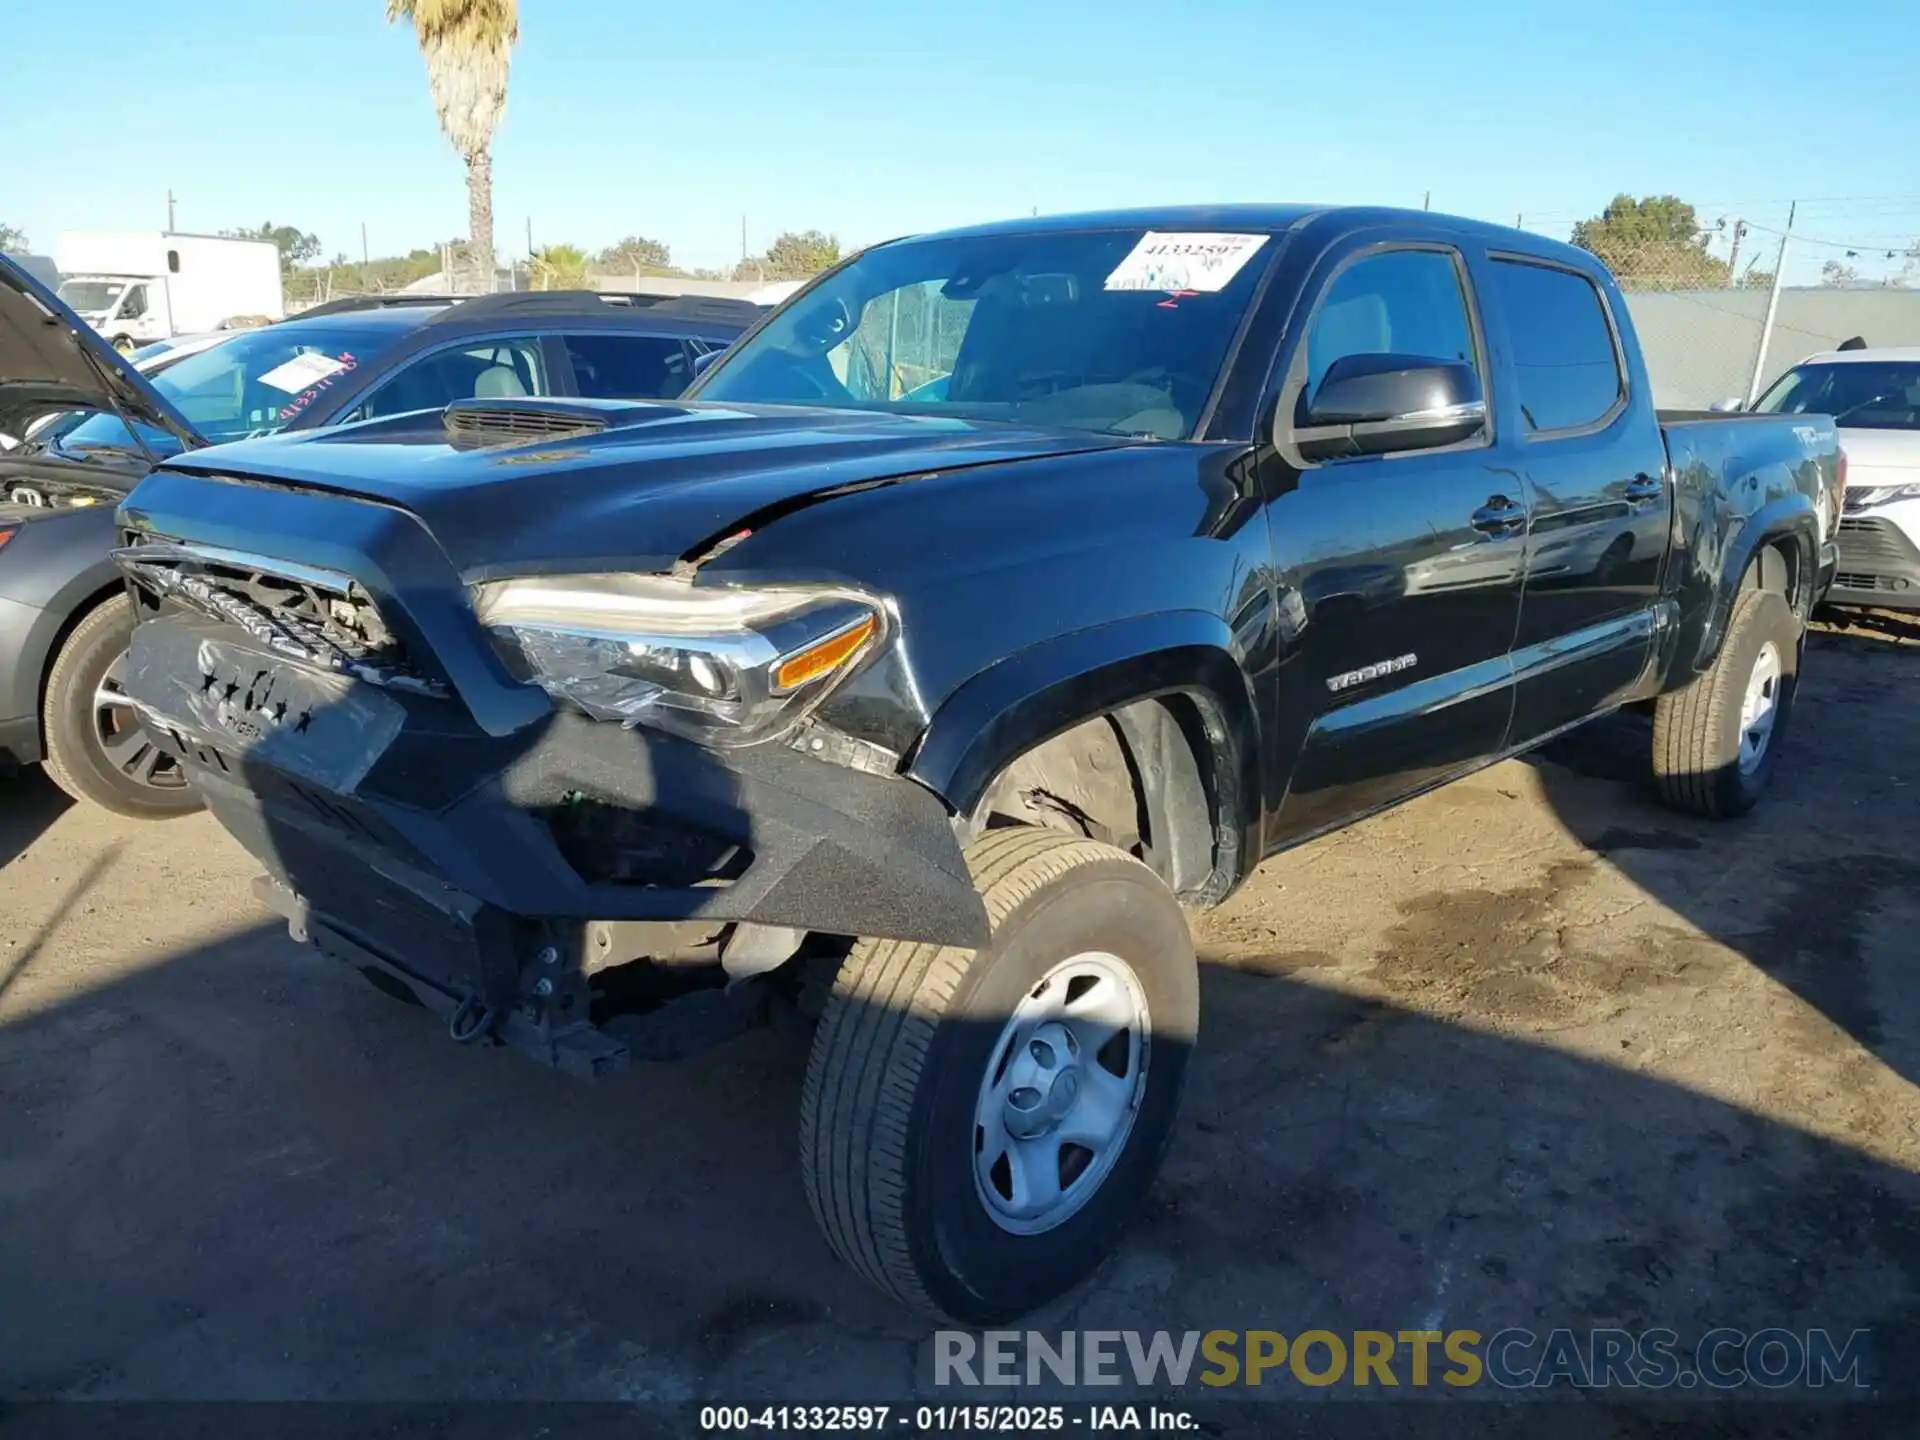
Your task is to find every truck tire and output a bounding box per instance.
[800,827,1198,1323]
[41,597,200,819]
[1652,588,1800,819]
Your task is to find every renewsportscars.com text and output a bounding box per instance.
[934,1327,1871,1391]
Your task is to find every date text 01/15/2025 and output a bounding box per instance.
[698,1404,1199,1431]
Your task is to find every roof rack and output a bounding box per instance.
[292,294,458,319]
[436,290,766,327]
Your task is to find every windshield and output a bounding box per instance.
[1755,361,1920,431]
[694,228,1275,439]
[57,280,122,314]
[56,321,407,460]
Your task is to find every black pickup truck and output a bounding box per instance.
[101,205,1839,1324]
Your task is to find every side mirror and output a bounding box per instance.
[1708,396,1745,412]
[1292,353,1486,461]
[692,348,724,378]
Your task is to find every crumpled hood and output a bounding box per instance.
[151,400,1141,577]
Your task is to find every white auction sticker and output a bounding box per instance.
[257,351,350,394]
[1104,232,1269,293]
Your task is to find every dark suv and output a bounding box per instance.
[0,280,763,815]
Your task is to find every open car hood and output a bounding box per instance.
[0,253,203,451]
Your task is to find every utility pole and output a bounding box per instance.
[741,215,748,266]
[166,190,176,231]
[1745,202,1795,407]
[525,216,534,257]
[1422,190,1430,212]
[1725,219,1747,288]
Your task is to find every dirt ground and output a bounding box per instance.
[1,624,1916,1423]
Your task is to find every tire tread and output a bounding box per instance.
[799,827,1150,1316]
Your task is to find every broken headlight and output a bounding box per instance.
[471,573,885,747]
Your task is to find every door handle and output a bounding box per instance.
[1624,472,1665,505]
[1470,497,1526,535]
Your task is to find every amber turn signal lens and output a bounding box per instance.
[772,615,876,693]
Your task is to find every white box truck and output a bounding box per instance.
[53,231,284,351]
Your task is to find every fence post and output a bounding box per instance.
[1745,203,1795,407]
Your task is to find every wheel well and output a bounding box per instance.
[37,583,125,721]
[1743,540,1794,602]
[969,695,1222,905]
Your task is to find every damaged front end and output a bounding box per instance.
[111,487,986,1081]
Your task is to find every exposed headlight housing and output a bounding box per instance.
[472,573,885,746]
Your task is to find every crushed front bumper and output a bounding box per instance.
[122,614,986,1078]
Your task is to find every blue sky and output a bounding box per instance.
[7,0,1918,283]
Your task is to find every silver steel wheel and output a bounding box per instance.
[972,951,1150,1236]
[93,650,186,792]
[1737,639,1782,775]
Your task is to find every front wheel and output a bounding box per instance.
[799,827,1198,1323]
[1652,588,1801,818]
[41,597,201,818]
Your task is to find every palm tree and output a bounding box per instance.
[387,0,518,291]
[530,244,589,291]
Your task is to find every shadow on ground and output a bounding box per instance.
[0,768,72,872]
[0,898,1914,1415]
[1529,627,1920,1090]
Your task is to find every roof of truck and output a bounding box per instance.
[887,203,1593,265]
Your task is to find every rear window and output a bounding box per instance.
[1489,259,1624,433]
[1755,361,1920,431]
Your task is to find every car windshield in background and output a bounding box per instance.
[56,280,120,313]
[1755,361,1920,431]
[694,228,1275,439]
[56,322,407,459]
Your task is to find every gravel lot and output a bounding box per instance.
[2,624,1916,1421]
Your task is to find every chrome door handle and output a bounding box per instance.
[1624,473,1665,505]
[1471,498,1526,535]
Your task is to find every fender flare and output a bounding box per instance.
[905,611,1264,877]
[1690,496,1819,673]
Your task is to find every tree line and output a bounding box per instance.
[198,221,846,302]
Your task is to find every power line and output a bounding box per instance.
[1738,217,1920,253]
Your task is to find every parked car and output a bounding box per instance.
[4,331,239,464]
[0,271,763,815]
[1752,345,1920,612]
[102,205,1838,1323]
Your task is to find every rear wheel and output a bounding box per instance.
[41,598,200,819]
[799,827,1198,1323]
[1652,588,1801,818]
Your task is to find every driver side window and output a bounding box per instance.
[1302,249,1479,407]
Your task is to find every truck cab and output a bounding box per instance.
[57,274,170,351]
[54,231,284,352]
